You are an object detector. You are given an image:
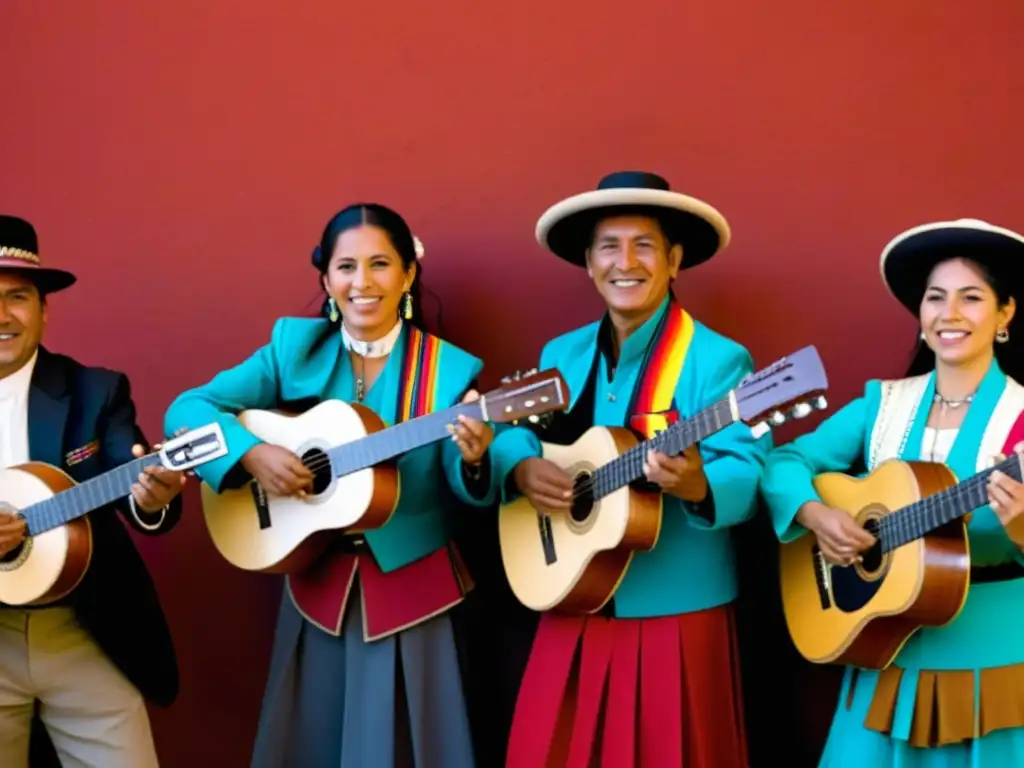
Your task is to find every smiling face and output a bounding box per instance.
[585,215,682,326]
[0,274,45,379]
[919,257,1015,370]
[322,224,415,341]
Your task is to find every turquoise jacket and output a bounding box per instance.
[488,296,772,618]
[163,317,493,573]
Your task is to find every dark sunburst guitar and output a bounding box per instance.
[779,451,1024,669]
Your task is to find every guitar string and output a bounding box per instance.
[213,394,725,500]
[873,390,1019,550]
[567,402,726,501]
[876,455,1021,550]
[286,400,484,478]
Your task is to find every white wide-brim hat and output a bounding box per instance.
[535,171,731,269]
[880,218,1024,313]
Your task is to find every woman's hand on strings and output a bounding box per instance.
[241,444,314,497]
[989,441,1024,547]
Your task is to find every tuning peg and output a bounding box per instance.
[750,422,771,439]
[790,403,813,419]
[502,370,521,384]
[813,396,828,410]
[769,410,787,426]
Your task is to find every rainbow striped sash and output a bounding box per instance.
[626,302,695,439]
[396,326,443,422]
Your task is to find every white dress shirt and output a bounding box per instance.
[0,352,37,470]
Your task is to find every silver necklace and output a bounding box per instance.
[341,320,402,402]
[933,391,974,409]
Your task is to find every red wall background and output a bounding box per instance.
[2,2,1023,765]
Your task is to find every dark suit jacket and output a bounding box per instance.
[13,347,182,707]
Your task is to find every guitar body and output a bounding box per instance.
[0,463,93,606]
[200,400,399,574]
[779,459,970,669]
[498,425,661,614]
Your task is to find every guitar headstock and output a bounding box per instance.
[484,368,570,425]
[733,346,829,438]
[158,423,229,472]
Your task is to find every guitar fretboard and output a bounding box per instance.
[324,401,484,477]
[878,455,1024,552]
[25,454,164,536]
[592,398,735,499]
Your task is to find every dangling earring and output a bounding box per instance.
[328,297,339,323]
[402,291,413,320]
[997,328,1010,343]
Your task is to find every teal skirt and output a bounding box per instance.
[818,577,1024,767]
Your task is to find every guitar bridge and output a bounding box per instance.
[538,514,557,565]
[251,483,271,530]
[812,546,832,610]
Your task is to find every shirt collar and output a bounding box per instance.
[0,351,38,401]
[597,294,673,372]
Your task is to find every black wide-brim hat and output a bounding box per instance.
[535,171,731,269]
[0,215,76,294]
[881,218,1024,313]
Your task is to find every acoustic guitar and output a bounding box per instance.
[779,452,1024,669]
[200,369,569,574]
[0,423,228,606]
[498,345,830,614]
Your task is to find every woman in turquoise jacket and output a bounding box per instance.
[761,218,1024,766]
[164,203,494,768]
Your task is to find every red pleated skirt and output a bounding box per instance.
[506,604,748,768]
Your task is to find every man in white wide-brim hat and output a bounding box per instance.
[486,171,771,766]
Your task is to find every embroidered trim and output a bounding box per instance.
[0,246,40,265]
[64,440,99,467]
[868,375,929,469]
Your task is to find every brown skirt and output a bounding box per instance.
[855,662,1024,747]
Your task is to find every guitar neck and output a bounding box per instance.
[879,455,1024,552]
[327,401,483,476]
[25,454,164,536]
[591,398,735,500]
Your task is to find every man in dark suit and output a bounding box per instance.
[0,215,186,767]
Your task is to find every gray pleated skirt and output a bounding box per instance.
[249,581,476,768]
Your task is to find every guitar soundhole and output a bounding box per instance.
[0,507,29,569]
[859,518,884,574]
[569,472,594,524]
[299,448,333,496]
[0,542,24,564]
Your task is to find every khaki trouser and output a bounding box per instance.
[0,607,159,768]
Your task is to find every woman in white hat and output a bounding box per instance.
[762,219,1024,765]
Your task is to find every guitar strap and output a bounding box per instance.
[534,299,696,445]
[625,299,695,439]
[396,326,443,423]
